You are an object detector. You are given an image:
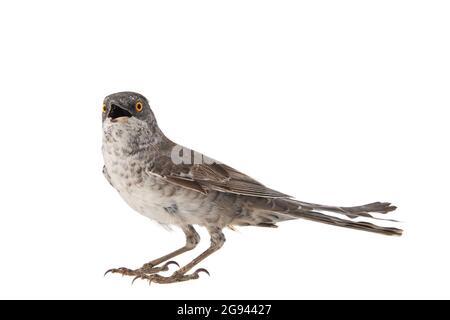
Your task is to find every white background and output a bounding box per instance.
[0,1,449,300]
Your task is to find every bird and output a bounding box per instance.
[102,91,402,285]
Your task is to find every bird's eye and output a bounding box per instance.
[102,103,107,113]
[135,101,143,112]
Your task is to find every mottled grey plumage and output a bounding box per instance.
[102,91,402,284]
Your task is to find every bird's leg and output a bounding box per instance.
[105,225,200,278]
[134,227,225,284]
[139,225,200,272]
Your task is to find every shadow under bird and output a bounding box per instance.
[102,91,402,285]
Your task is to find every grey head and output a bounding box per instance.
[102,91,168,153]
[102,91,157,127]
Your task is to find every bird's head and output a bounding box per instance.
[102,91,157,126]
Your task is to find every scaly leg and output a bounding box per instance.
[133,227,225,284]
[105,225,200,278]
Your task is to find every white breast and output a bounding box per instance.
[102,120,179,225]
[102,119,219,227]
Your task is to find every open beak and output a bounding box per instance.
[108,104,132,123]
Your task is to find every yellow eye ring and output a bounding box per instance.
[135,101,143,112]
[102,103,107,113]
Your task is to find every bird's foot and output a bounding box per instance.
[132,268,210,285]
[104,260,179,277]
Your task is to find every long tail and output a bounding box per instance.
[296,201,398,220]
[290,200,402,236]
[288,208,402,236]
[252,199,403,236]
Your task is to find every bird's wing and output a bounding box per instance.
[147,154,291,198]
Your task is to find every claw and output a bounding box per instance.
[104,268,124,276]
[106,264,211,284]
[131,275,142,285]
[104,267,134,277]
[163,260,180,269]
[195,268,210,277]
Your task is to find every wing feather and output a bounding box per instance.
[147,153,290,198]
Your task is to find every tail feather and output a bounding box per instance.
[287,209,403,236]
[250,198,403,236]
[296,201,397,220]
